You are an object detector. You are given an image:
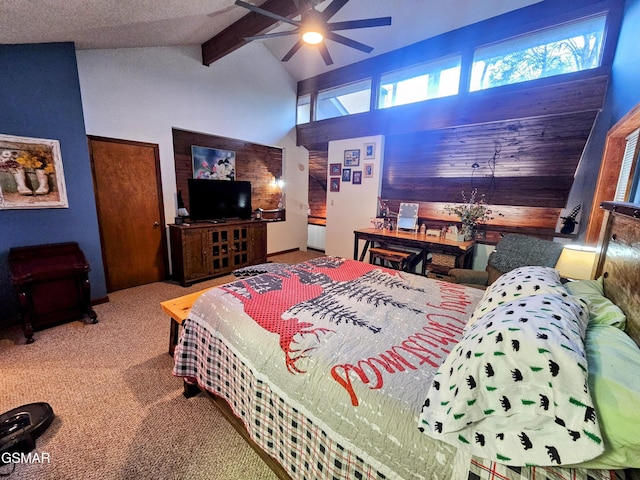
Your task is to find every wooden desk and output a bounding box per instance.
[354,228,475,276]
[160,287,212,356]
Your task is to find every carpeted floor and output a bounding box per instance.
[0,249,324,480]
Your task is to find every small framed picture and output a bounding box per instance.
[364,163,374,178]
[330,177,340,192]
[330,163,342,176]
[342,168,351,182]
[344,149,360,167]
[352,171,362,184]
[364,143,375,159]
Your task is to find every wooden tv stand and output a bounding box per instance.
[169,219,267,286]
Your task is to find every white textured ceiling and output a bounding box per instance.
[0,0,542,81]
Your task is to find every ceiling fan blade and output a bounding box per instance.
[282,39,305,62]
[245,30,300,41]
[320,0,349,21]
[327,17,392,31]
[234,0,300,27]
[326,31,373,53]
[318,43,334,66]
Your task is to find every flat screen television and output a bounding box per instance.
[187,179,252,222]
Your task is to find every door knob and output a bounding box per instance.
[153,222,160,228]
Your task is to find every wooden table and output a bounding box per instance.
[354,228,475,276]
[160,287,212,356]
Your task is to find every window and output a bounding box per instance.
[379,55,461,109]
[315,79,372,121]
[470,14,606,91]
[296,94,311,125]
[615,128,639,202]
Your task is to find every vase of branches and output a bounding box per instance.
[444,189,493,241]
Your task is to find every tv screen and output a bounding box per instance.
[187,179,252,222]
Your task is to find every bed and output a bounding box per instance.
[173,200,640,480]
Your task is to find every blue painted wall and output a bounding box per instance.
[610,0,640,122]
[0,43,106,325]
[575,0,640,233]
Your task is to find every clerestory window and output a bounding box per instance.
[296,94,311,125]
[378,55,461,109]
[470,14,607,91]
[315,79,372,121]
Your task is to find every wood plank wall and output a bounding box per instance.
[172,128,282,214]
[308,149,328,224]
[303,75,608,239]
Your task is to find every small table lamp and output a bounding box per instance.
[555,245,597,280]
[175,190,189,224]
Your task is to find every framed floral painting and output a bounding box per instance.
[192,145,236,180]
[0,134,68,209]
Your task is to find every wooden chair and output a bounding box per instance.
[369,247,417,272]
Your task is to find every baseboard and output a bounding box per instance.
[91,296,110,306]
[267,248,299,257]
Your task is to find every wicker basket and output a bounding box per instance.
[431,252,457,268]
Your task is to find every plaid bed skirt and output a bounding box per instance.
[173,319,626,480]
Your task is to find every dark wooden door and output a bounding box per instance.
[88,136,168,292]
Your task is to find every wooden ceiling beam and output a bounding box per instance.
[201,0,299,66]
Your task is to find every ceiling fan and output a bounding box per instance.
[234,0,392,66]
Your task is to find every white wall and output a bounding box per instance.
[76,43,308,257]
[325,136,384,259]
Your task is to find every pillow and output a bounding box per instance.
[467,265,568,329]
[564,277,626,329]
[232,262,289,278]
[572,324,640,469]
[418,293,604,467]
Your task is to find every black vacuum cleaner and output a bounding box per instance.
[0,403,54,472]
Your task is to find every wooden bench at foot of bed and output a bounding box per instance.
[162,289,292,480]
[160,288,212,356]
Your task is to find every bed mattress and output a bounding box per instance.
[173,257,623,480]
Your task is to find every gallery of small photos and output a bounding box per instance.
[329,143,375,193]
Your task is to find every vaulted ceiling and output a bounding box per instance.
[1,0,541,81]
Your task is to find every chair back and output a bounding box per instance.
[488,234,564,278]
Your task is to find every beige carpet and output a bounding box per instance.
[0,250,324,480]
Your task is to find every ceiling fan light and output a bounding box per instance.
[302,30,324,45]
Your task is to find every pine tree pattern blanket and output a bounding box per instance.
[174,259,613,479]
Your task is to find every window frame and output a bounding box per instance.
[296,2,621,127]
[469,13,607,92]
[314,78,373,122]
[378,54,462,109]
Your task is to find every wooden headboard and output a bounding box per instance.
[594,201,640,347]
